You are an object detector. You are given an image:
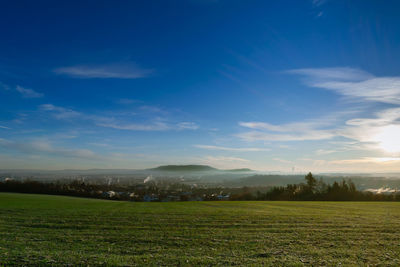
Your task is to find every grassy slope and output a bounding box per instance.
[0,193,399,266]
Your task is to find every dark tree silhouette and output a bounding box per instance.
[305,172,317,191]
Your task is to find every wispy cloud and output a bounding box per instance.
[194,144,269,152]
[239,120,333,132]
[288,67,400,104]
[315,149,338,155]
[0,138,99,160]
[139,105,163,113]
[288,67,372,82]
[39,103,199,132]
[312,0,328,7]
[97,121,170,131]
[237,131,335,142]
[339,108,400,153]
[296,156,400,172]
[237,76,400,155]
[0,125,11,130]
[1,82,43,98]
[329,157,400,165]
[237,120,336,141]
[232,67,400,155]
[98,121,199,131]
[177,122,199,130]
[39,104,81,119]
[88,142,111,148]
[16,85,44,98]
[238,106,400,151]
[272,158,292,164]
[54,62,154,79]
[204,156,250,162]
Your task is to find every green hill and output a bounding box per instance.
[150,165,218,172]
[225,168,253,172]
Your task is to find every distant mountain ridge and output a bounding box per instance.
[226,168,253,172]
[150,165,255,172]
[150,165,218,172]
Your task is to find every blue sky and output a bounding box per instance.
[1,0,400,172]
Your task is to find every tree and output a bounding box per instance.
[305,172,317,191]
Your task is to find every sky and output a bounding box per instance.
[1,0,400,172]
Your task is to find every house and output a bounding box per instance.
[217,194,230,201]
[102,191,116,198]
[129,192,140,201]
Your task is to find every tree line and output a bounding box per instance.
[230,173,400,201]
[1,173,400,201]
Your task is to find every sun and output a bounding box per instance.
[373,125,400,153]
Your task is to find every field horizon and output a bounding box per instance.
[1,192,399,265]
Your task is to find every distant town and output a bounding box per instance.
[1,165,400,202]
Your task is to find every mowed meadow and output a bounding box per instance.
[1,193,400,266]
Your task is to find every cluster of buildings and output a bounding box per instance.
[100,190,230,202]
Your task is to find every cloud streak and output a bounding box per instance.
[237,120,337,142]
[236,67,400,155]
[194,144,269,152]
[177,122,199,130]
[339,108,400,153]
[54,62,154,79]
[238,107,400,151]
[16,85,44,98]
[39,104,81,119]
[289,67,400,104]
[96,122,170,131]
[329,157,400,164]
[39,103,199,132]
[312,0,328,7]
[0,138,100,160]
[204,156,250,162]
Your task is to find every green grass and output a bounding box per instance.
[1,193,400,266]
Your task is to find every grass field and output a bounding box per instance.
[1,193,400,266]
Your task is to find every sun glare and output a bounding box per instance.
[373,125,400,153]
